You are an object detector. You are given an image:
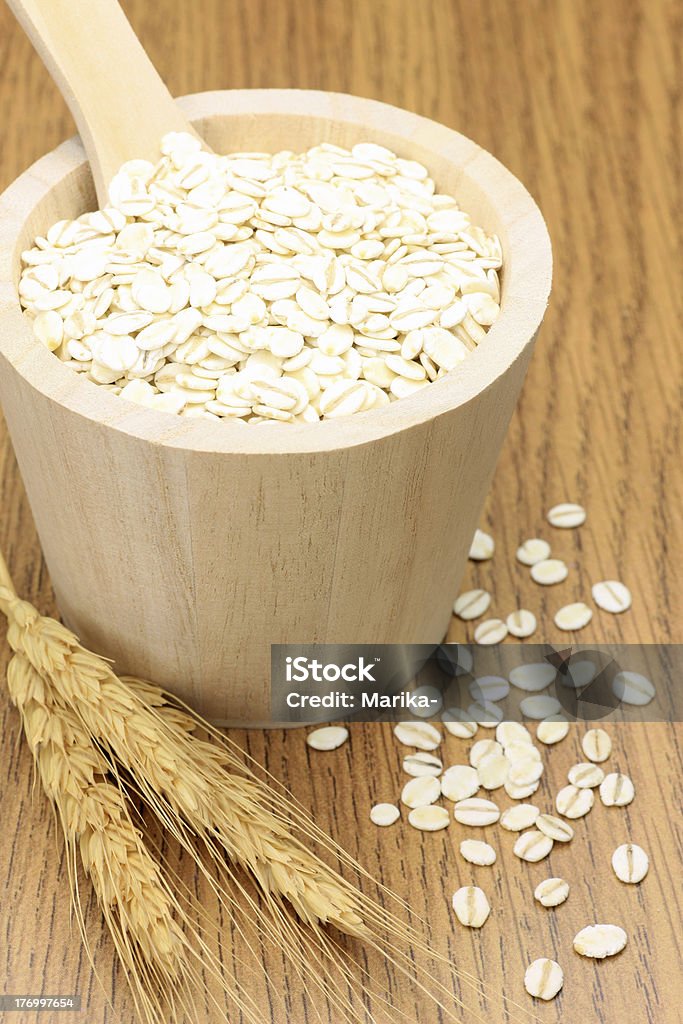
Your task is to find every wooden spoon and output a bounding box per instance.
[6,0,203,204]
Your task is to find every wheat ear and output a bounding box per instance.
[2,639,190,1024]
[0,568,325,1024]
[1,554,537,1024]
[0,572,368,938]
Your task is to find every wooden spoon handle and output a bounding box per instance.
[6,0,201,203]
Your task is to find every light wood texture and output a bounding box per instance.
[5,0,200,203]
[0,90,551,723]
[0,2,681,1023]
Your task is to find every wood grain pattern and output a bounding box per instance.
[1,2,681,1023]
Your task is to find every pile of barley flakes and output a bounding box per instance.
[306,709,651,1004]
[19,133,502,424]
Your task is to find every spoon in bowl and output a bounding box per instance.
[6,0,205,205]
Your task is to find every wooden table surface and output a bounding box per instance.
[1,2,681,1023]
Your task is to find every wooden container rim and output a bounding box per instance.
[0,89,552,455]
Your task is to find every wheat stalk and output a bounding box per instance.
[0,568,369,938]
[4,646,187,1023]
[2,601,272,1024]
[1,551,537,1024]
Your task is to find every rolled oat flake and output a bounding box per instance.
[612,843,649,883]
[555,784,594,819]
[506,609,537,638]
[306,725,349,750]
[524,958,563,1001]
[469,529,495,561]
[507,758,544,787]
[612,671,655,706]
[534,877,570,908]
[554,601,593,631]
[453,797,500,826]
[530,559,569,585]
[573,924,627,959]
[536,814,574,842]
[469,675,510,703]
[520,695,561,720]
[408,805,450,832]
[469,739,503,767]
[581,728,612,763]
[509,663,556,692]
[537,716,570,745]
[513,830,553,862]
[403,752,443,778]
[370,803,400,827]
[599,772,635,807]
[473,618,508,646]
[401,775,441,809]
[516,538,551,566]
[496,721,533,747]
[505,778,540,800]
[505,740,541,763]
[477,754,510,791]
[459,839,496,866]
[547,502,586,528]
[453,589,491,621]
[467,700,504,727]
[442,708,478,739]
[394,721,441,751]
[441,765,479,802]
[500,803,539,831]
[568,762,605,788]
[592,580,632,613]
[452,886,490,927]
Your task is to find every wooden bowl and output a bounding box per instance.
[0,90,552,723]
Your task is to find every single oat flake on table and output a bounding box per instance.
[500,803,539,831]
[568,762,605,788]
[506,608,537,638]
[370,803,400,827]
[513,829,553,862]
[402,752,443,777]
[573,924,628,959]
[459,839,496,866]
[440,765,479,802]
[452,886,490,928]
[408,805,450,832]
[453,588,491,621]
[400,775,440,809]
[516,537,551,565]
[19,134,503,425]
[534,877,570,907]
[612,843,649,883]
[306,725,349,750]
[524,958,563,1001]
[536,716,569,744]
[555,784,594,819]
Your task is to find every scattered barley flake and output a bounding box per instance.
[524,958,564,1001]
[469,529,494,561]
[573,924,627,959]
[370,803,400,827]
[306,725,349,750]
